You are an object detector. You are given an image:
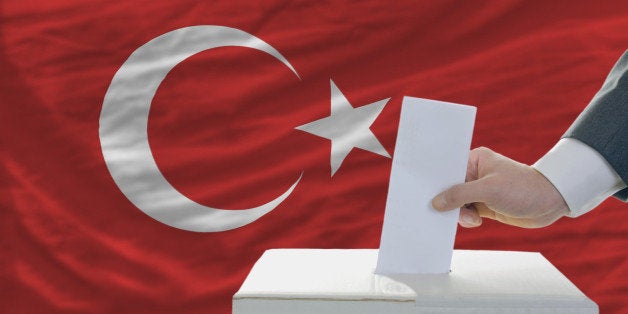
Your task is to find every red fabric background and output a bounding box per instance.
[2,1,627,313]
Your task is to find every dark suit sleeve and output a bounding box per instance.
[564,50,628,201]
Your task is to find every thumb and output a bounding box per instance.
[432,180,490,211]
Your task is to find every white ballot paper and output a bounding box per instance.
[376,97,476,274]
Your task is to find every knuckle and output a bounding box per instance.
[473,146,492,156]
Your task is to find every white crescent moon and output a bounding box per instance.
[99,26,302,232]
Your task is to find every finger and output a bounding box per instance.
[432,179,493,211]
[474,205,563,228]
[471,202,495,219]
[474,205,525,227]
[465,147,484,182]
[458,205,482,228]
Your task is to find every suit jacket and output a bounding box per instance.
[564,50,628,200]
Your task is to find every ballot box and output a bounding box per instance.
[233,249,598,314]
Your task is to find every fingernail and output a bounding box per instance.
[432,195,446,210]
[461,212,478,226]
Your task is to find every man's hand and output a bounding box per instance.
[431,147,569,228]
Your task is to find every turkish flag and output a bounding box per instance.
[2,1,628,313]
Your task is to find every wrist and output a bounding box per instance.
[530,166,569,217]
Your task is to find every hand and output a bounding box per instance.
[431,147,569,228]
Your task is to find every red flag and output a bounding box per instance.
[2,1,628,313]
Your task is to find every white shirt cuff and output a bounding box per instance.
[533,138,627,218]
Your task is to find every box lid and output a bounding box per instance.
[234,249,597,311]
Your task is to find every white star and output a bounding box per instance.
[296,79,391,176]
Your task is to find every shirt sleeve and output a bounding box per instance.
[533,138,627,218]
[561,50,628,201]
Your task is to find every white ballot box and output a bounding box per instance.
[233,249,598,314]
